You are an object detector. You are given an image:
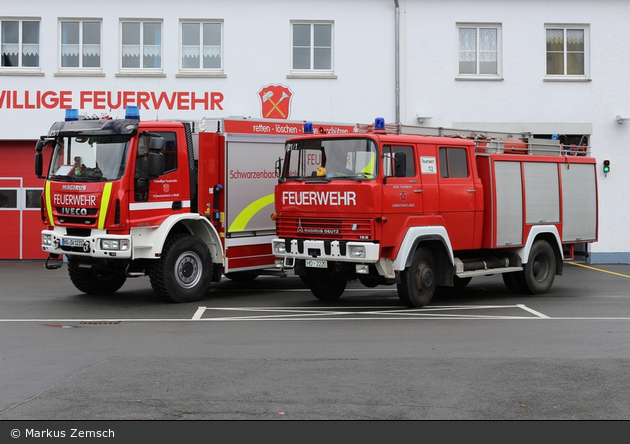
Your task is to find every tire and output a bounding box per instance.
[453,276,472,288]
[502,271,528,294]
[67,257,127,295]
[397,247,436,308]
[306,268,347,301]
[149,234,213,303]
[522,240,556,294]
[224,271,259,282]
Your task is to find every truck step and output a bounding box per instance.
[456,266,523,278]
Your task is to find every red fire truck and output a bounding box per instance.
[35,107,354,302]
[271,118,599,308]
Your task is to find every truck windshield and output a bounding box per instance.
[283,138,378,180]
[48,135,131,182]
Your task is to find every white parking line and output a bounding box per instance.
[4,304,630,323]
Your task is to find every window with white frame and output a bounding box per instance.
[121,20,162,70]
[60,20,101,69]
[545,25,588,78]
[1,19,40,68]
[457,24,501,77]
[180,21,222,71]
[291,22,333,72]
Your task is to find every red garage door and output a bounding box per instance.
[0,177,47,259]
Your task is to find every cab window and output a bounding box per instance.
[439,147,468,178]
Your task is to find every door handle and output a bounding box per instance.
[414,189,423,193]
[467,189,476,193]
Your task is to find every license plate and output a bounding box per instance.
[306,259,327,268]
[62,238,85,247]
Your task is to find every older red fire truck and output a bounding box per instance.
[271,118,599,308]
[35,107,354,302]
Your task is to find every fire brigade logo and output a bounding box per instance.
[258,84,293,120]
[399,191,407,202]
[163,183,170,193]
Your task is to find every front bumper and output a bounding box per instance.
[41,228,132,259]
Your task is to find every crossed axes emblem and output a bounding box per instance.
[262,90,289,118]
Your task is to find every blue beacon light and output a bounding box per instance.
[125,106,140,120]
[374,117,386,131]
[303,122,314,134]
[65,109,79,121]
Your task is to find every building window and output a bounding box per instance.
[180,21,222,71]
[457,24,501,78]
[545,25,589,78]
[0,189,17,208]
[291,22,333,73]
[60,20,101,69]
[121,21,162,70]
[24,189,42,209]
[1,19,39,68]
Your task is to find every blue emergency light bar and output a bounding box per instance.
[303,122,314,134]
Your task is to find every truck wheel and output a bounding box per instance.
[397,247,436,308]
[67,257,127,295]
[502,271,528,294]
[149,234,213,303]
[306,269,347,301]
[453,276,472,288]
[523,239,556,294]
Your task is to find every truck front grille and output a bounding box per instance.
[276,217,374,240]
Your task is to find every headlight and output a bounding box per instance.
[101,239,130,251]
[42,234,53,246]
[273,241,287,254]
[348,245,366,259]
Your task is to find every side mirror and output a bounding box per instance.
[35,138,51,179]
[147,152,166,178]
[35,151,43,178]
[149,136,166,151]
[275,157,283,183]
[394,152,407,177]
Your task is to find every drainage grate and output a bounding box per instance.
[80,321,121,325]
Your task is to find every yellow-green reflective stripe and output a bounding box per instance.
[228,193,275,232]
[361,153,376,175]
[45,181,54,227]
[97,183,113,229]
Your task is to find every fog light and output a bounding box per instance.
[42,234,53,246]
[356,264,369,274]
[348,245,366,259]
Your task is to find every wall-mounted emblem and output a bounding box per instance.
[258,84,293,119]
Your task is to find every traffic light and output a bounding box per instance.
[603,160,610,175]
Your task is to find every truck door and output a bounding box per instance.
[437,146,478,251]
[381,145,423,246]
[131,130,188,226]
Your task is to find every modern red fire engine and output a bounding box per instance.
[271,118,599,308]
[35,107,354,302]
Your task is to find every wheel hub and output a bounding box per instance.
[176,253,202,288]
[415,264,434,291]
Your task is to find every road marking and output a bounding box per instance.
[4,305,630,323]
[568,262,630,279]
[516,304,551,319]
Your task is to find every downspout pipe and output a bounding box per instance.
[394,0,400,126]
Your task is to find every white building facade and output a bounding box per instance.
[1,0,627,262]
